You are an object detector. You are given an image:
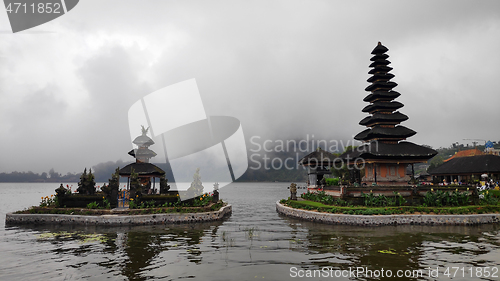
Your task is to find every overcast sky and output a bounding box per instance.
[0,0,499,174]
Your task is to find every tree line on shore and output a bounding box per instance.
[0,158,308,183]
[2,143,491,183]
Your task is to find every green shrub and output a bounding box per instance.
[86,201,99,209]
[325,178,340,186]
[480,190,499,205]
[423,189,471,207]
[129,199,137,209]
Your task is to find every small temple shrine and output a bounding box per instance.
[119,126,166,194]
[341,42,437,185]
[298,148,337,187]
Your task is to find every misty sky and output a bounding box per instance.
[0,0,499,174]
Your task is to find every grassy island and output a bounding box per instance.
[281,189,500,216]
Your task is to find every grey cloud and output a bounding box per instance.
[0,0,499,175]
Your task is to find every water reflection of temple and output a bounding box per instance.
[280,215,499,275]
[25,222,222,280]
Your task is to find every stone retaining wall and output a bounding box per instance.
[276,201,500,226]
[6,204,232,225]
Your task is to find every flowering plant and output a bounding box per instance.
[39,195,57,207]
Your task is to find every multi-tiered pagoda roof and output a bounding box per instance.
[119,126,165,178]
[355,42,416,144]
[127,126,157,163]
[343,42,437,163]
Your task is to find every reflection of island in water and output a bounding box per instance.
[22,221,222,281]
[281,215,500,274]
[14,213,500,280]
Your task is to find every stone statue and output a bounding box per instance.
[159,175,170,194]
[102,167,120,206]
[212,182,220,202]
[187,168,204,198]
[141,125,149,135]
[55,183,67,198]
[290,182,297,200]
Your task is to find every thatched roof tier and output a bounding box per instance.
[369,59,391,68]
[128,148,157,159]
[370,53,389,61]
[133,134,154,147]
[119,162,165,177]
[429,155,500,175]
[362,101,403,113]
[367,73,395,83]
[371,42,389,54]
[340,141,437,163]
[354,126,416,141]
[298,148,338,166]
[359,112,409,127]
[365,81,398,92]
[363,91,400,102]
[368,65,393,74]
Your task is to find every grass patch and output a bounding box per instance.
[14,201,226,216]
[281,199,500,215]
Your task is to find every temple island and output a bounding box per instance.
[278,42,500,226]
[6,126,230,225]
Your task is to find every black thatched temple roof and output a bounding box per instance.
[364,81,398,92]
[359,112,409,126]
[371,43,389,54]
[368,65,393,74]
[362,101,404,113]
[363,91,401,103]
[119,162,165,177]
[367,73,395,83]
[298,148,338,166]
[128,148,157,159]
[354,42,420,144]
[354,126,416,141]
[133,134,154,147]
[370,53,389,61]
[339,141,437,162]
[428,155,500,175]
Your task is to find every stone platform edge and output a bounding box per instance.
[6,204,232,225]
[276,201,500,226]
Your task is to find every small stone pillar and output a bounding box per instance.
[212,182,220,202]
[290,183,297,200]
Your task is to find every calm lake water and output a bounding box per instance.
[1,182,499,281]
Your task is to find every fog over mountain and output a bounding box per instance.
[0,0,499,175]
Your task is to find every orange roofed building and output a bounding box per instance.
[444,149,485,162]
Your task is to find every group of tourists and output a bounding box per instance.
[477,180,499,191]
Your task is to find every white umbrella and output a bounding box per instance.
[481,174,488,178]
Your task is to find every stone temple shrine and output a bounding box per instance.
[119,126,166,194]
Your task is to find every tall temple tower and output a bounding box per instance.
[343,42,437,185]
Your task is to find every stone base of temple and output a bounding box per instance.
[6,204,232,225]
[362,174,412,186]
[276,201,500,226]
